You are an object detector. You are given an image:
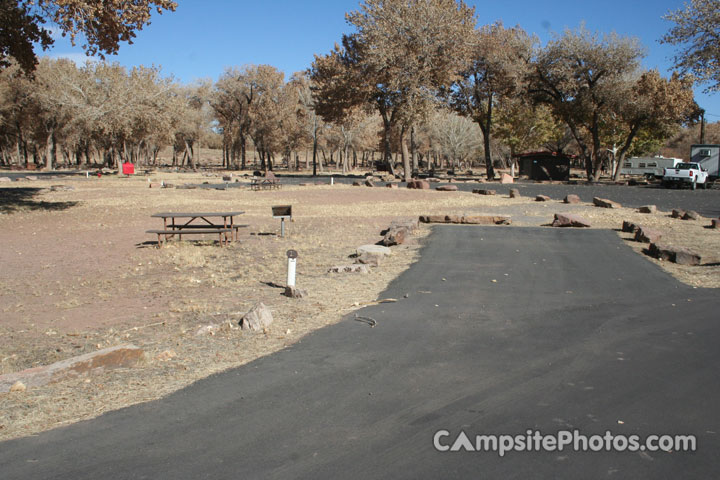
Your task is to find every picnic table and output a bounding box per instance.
[250,171,281,190]
[147,211,246,246]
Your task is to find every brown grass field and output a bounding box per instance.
[0,170,718,441]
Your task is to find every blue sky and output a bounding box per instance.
[44,0,720,120]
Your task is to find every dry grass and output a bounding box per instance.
[0,174,718,441]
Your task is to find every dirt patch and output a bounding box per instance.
[0,174,717,440]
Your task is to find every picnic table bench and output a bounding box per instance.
[147,211,246,246]
[250,171,281,190]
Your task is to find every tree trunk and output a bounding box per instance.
[44,128,54,171]
[410,125,418,175]
[481,94,495,180]
[400,126,411,182]
[312,134,318,176]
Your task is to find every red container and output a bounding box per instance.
[122,162,135,175]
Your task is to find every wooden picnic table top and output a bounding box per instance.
[151,211,244,218]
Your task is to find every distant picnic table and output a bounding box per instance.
[250,171,281,190]
[147,211,246,246]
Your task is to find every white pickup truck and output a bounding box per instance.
[662,162,709,190]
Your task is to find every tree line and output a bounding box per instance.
[1,0,717,180]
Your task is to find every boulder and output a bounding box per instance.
[472,189,496,195]
[357,244,392,257]
[671,209,685,218]
[25,175,38,181]
[500,173,514,184]
[390,219,420,232]
[0,345,144,392]
[356,251,384,266]
[711,219,720,230]
[364,179,375,187]
[328,264,371,274]
[435,185,459,191]
[240,303,274,331]
[682,210,700,221]
[551,213,591,228]
[0,177,11,182]
[462,216,511,225]
[381,227,407,246]
[284,286,307,299]
[386,183,398,189]
[648,243,701,265]
[634,227,663,244]
[535,195,551,202]
[622,221,640,233]
[407,180,430,189]
[563,194,581,204]
[593,197,622,209]
[638,205,657,214]
[509,188,521,198]
[352,181,362,187]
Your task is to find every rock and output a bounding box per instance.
[435,185,458,191]
[638,205,657,214]
[671,209,686,218]
[551,213,591,228]
[500,173,514,184]
[0,345,145,392]
[222,176,232,181]
[364,179,375,187]
[25,175,38,181]
[419,215,448,223]
[352,181,362,187]
[634,227,662,244]
[356,251,384,266]
[563,194,581,204]
[407,180,430,189]
[0,177,11,182]
[328,264,371,274]
[381,227,407,246]
[682,210,700,221]
[386,183,398,189]
[649,243,701,265]
[240,303,274,331]
[462,216,511,225]
[593,197,622,209]
[472,189,496,195]
[357,244,392,257]
[622,221,640,233]
[284,286,307,298]
[535,195,551,202]
[9,381,26,393]
[509,188,521,198]
[711,219,720,230]
[390,219,419,233]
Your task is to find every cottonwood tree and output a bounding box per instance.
[212,66,256,169]
[531,26,646,181]
[609,70,697,180]
[0,0,177,73]
[311,0,476,180]
[452,22,535,179]
[661,0,720,92]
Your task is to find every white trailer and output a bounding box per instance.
[690,144,720,179]
[619,156,683,178]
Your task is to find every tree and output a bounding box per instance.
[311,0,476,181]
[661,0,720,92]
[428,109,482,169]
[452,22,535,179]
[0,0,177,73]
[531,26,646,181]
[609,70,697,180]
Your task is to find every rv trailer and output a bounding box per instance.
[618,156,683,178]
[690,145,720,180]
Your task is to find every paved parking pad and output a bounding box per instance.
[1,226,718,479]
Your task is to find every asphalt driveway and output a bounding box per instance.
[1,226,718,479]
